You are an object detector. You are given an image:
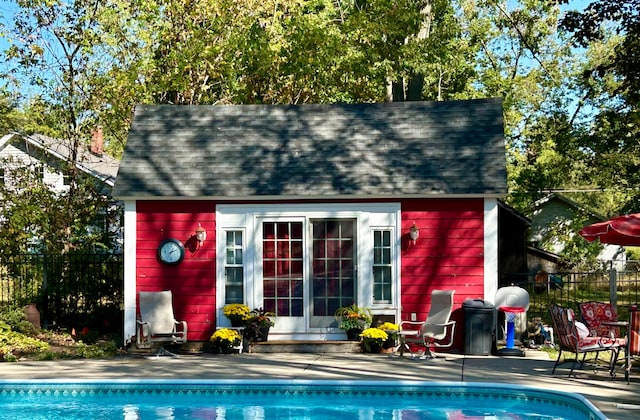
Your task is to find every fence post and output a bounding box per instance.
[610,267,618,311]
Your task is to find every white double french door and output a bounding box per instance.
[256,218,356,333]
[216,203,400,337]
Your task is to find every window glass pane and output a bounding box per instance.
[373,229,393,303]
[224,231,243,305]
[383,231,391,247]
[263,221,304,317]
[312,219,356,317]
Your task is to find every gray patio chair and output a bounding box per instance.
[398,290,456,358]
[136,290,187,356]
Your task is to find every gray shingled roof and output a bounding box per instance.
[1,132,119,187]
[113,99,506,199]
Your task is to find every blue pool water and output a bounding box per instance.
[0,380,605,420]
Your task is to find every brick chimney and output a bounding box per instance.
[91,126,104,156]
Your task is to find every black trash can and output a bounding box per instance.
[463,298,495,355]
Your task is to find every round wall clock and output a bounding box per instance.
[157,238,185,265]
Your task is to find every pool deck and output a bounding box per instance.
[1,350,639,419]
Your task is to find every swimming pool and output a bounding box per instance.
[0,379,606,420]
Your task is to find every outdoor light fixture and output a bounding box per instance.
[409,222,419,244]
[195,224,207,246]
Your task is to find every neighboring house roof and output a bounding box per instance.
[0,132,120,188]
[113,98,507,200]
[533,193,605,221]
[530,193,605,243]
[530,193,625,266]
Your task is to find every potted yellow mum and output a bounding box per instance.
[360,327,388,353]
[377,322,399,352]
[210,328,242,353]
[222,303,250,327]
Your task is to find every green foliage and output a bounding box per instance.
[0,308,119,361]
[3,0,639,269]
[0,321,50,360]
[335,304,372,330]
[0,307,38,335]
[74,340,118,358]
[0,158,120,257]
[551,0,640,214]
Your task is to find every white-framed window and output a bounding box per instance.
[373,229,393,304]
[224,230,244,305]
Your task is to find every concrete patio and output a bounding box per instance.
[1,350,639,419]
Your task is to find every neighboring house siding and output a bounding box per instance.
[0,143,67,192]
[136,201,216,341]
[400,199,484,322]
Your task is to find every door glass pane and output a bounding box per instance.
[262,221,304,317]
[312,219,356,318]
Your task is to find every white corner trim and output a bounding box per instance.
[123,200,137,344]
[484,198,499,304]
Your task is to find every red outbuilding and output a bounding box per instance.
[113,99,508,349]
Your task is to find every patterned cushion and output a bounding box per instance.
[579,301,619,337]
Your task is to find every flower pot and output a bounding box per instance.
[346,328,363,341]
[255,326,270,342]
[382,336,397,349]
[24,303,41,329]
[220,346,233,354]
[230,318,245,327]
[363,340,382,353]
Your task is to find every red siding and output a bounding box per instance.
[133,198,487,345]
[400,199,485,320]
[136,201,217,341]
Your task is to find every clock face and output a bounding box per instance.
[158,238,185,265]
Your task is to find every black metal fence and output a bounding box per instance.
[510,268,640,324]
[0,253,123,334]
[2,252,639,335]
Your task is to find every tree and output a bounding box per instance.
[553,0,640,214]
[4,0,121,256]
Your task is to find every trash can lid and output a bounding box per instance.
[462,298,494,309]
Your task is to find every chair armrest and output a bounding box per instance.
[174,320,188,340]
[399,320,423,329]
[427,320,456,329]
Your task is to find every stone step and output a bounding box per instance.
[131,340,364,355]
[249,340,362,353]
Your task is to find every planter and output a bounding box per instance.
[24,303,41,329]
[362,340,382,353]
[254,326,270,342]
[346,328,363,341]
[382,336,397,350]
[230,318,245,328]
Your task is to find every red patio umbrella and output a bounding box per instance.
[578,213,640,246]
